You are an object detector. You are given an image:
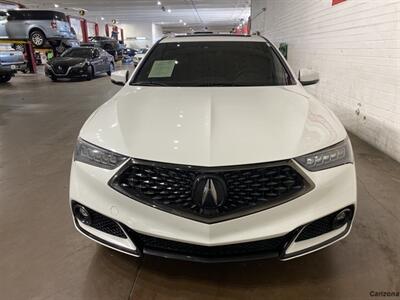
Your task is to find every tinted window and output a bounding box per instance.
[0,11,7,21]
[7,11,24,20]
[132,42,293,87]
[89,37,110,41]
[61,48,93,58]
[7,10,67,21]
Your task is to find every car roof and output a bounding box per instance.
[160,34,266,44]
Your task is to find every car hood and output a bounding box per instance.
[50,57,87,67]
[80,85,347,166]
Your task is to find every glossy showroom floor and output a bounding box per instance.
[0,69,399,300]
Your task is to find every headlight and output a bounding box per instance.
[73,62,86,68]
[295,138,354,171]
[74,138,128,170]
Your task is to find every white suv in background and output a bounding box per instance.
[70,34,357,262]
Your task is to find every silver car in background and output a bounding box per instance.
[0,47,27,83]
[0,10,78,51]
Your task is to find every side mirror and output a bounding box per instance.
[298,69,320,86]
[111,70,130,86]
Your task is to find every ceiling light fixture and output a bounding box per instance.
[157,1,162,5]
[179,19,183,23]
[183,22,187,26]
[54,4,59,8]
[101,17,104,20]
[167,9,172,13]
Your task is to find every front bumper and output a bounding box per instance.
[0,63,27,74]
[70,160,357,262]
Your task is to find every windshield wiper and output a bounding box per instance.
[202,83,254,87]
[131,81,169,87]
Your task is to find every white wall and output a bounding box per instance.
[251,0,400,162]
[120,22,153,49]
[152,24,164,44]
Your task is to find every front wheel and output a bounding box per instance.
[0,74,12,83]
[50,75,58,82]
[30,30,46,47]
[14,44,25,52]
[107,63,114,76]
[86,66,94,81]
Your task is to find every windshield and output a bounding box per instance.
[131,41,294,87]
[61,48,93,58]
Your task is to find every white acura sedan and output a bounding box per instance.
[70,34,356,262]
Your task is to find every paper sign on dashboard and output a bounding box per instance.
[148,60,176,78]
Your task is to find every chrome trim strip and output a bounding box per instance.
[285,224,347,255]
[73,218,141,258]
[280,222,353,261]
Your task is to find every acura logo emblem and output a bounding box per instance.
[192,175,227,209]
[201,179,219,206]
[58,66,62,70]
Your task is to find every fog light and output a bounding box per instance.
[74,205,92,225]
[332,208,352,229]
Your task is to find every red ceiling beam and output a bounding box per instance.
[332,0,346,6]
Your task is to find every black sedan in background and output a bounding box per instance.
[87,36,122,60]
[45,47,114,81]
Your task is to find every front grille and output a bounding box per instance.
[53,65,69,74]
[126,229,286,260]
[110,160,311,223]
[82,206,126,238]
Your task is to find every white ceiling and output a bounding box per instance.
[20,0,251,30]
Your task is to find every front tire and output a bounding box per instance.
[14,44,25,52]
[86,66,94,81]
[50,75,58,82]
[30,30,46,47]
[107,63,114,76]
[0,74,12,83]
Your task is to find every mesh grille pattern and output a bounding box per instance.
[85,207,126,238]
[297,216,333,241]
[53,65,69,74]
[128,230,286,259]
[296,208,354,242]
[111,161,308,222]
